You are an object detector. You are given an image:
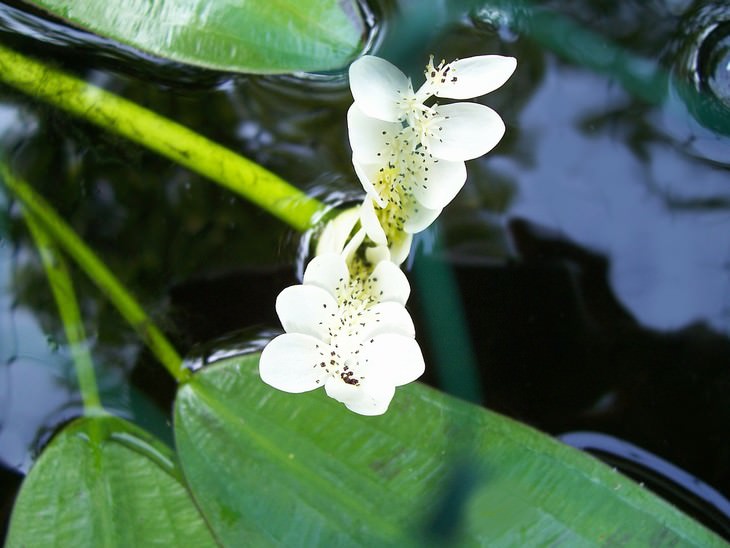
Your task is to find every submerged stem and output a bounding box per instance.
[1,164,188,383]
[0,43,326,232]
[24,212,104,415]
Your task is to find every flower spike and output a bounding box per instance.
[261,51,516,415]
[260,253,423,415]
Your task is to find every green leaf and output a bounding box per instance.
[174,353,725,546]
[6,416,218,547]
[25,0,366,74]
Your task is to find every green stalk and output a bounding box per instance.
[413,232,482,404]
[24,212,104,415]
[0,42,326,232]
[1,164,188,382]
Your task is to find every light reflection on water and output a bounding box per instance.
[0,240,77,473]
[495,56,730,331]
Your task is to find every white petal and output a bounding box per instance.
[340,227,366,264]
[369,260,410,304]
[360,301,415,338]
[353,158,387,208]
[324,375,395,416]
[315,207,360,256]
[365,244,391,265]
[389,232,413,264]
[276,284,336,339]
[302,253,349,297]
[404,203,441,233]
[434,56,517,100]
[426,103,506,161]
[259,333,327,393]
[360,198,387,246]
[364,334,425,386]
[349,55,409,122]
[412,157,467,210]
[347,105,400,164]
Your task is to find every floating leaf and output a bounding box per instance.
[24,0,366,74]
[6,416,217,547]
[174,353,724,545]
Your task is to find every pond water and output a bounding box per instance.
[0,0,729,540]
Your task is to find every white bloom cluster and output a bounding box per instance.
[349,54,517,261]
[260,53,516,415]
[261,253,421,415]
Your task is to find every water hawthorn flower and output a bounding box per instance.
[315,200,410,266]
[348,54,516,243]
[259,252,425,415]
[260,52,516,415]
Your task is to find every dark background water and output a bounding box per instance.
[0,0,729,540]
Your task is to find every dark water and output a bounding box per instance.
[1,0,730,540]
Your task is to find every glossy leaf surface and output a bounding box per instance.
[6,416,217,547]
[24,0,366,73]
[174,353,724,546]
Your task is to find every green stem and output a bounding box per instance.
[1,164,188,383]
[24,212,104,415]
[0,42,326,232]
[413,230,482,404]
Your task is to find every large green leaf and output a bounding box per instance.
[6,415,218,547]
[174,353,725,546]
[24,0,366,74]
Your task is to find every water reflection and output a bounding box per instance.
[660,2,730,163]
[703,26,730,107]
[496,55,730,330]
[182,326,282,372]
[669,3,730,131]
[467,0,730,331]
[0,238,80,473]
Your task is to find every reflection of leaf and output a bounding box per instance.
[25,0,366,74]
[6,416,217,547]
[175,353,724,546]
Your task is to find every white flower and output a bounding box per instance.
[358,196,413,264]
[314,206,361,257]
[349,116,464,235]
[349,54,517,161]
[315,200,413,265]
[347,54,516,235]
[259,253,424,415]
